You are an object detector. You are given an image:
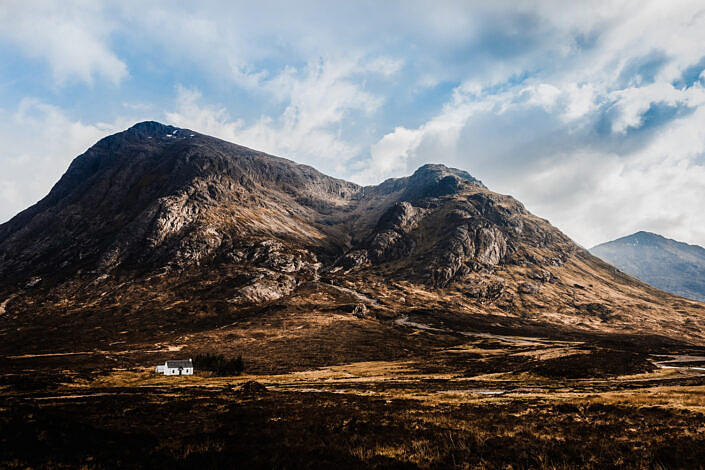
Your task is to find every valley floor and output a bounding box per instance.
[2,330,705,469]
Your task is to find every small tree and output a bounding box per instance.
[193,353,244,376]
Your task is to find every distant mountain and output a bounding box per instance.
[1,122,704,366]
[590,231,705,302]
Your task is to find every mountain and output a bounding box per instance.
[590,231,705,302]
[1,122,704,371]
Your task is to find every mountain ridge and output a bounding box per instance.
[590,231,705,302]
[1,122,704,371]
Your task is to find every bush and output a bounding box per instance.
[193,353,244,376]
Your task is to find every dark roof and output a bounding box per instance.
[166,359,192,368]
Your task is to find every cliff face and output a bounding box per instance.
[1,122,704,359]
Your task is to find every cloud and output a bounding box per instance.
[337,1,705,248]
[0,99,136,223]
[3,0,705,249]
[165,56,389,176]
[0,1,127,85]
[355,78,705,247]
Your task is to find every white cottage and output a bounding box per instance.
[155,359,193,375]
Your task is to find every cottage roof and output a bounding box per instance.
[166,359,193,368]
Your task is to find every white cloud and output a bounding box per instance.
[3,0,705,250]
[166,56,388,176]
[0,99,136,223]
[357,78,705,247]
[365,126,423,176]
[0,1,127,85]
[339,1,705,247]
[524,84,562,110]
[608,83,695,134]
[561,83,597,122]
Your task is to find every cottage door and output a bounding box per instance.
[178,366,183,375]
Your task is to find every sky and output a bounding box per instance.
[2,1,705,248]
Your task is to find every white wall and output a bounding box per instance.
[164,367,193,375]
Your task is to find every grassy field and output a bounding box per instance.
[3,331,705,469]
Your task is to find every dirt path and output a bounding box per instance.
[323,283,379,306]
[394,314,445,332]
[394,314,573,346]
[652,355,705,370]
[6,345,184,360]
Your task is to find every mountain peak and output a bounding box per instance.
[600,231,674,248]
[590,231,705,301]
[632,231,662,240]
[112,121,202,144]
[410,163,481,185]
[377,163,485,200]
[126,121,183,137]
[617,231,664,246]
[87,121,199,155]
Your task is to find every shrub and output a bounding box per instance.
[193,353,244,376]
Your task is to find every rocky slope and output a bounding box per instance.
[590,231,705,302]
[1,122,704,366]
